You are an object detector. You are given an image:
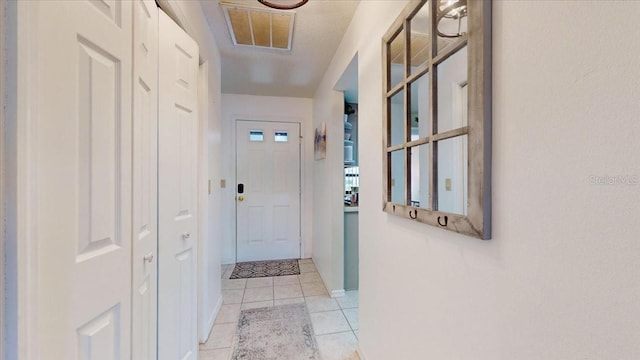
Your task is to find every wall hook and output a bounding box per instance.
[409,209,417,219]
[437,215,448,227]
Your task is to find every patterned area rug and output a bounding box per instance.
[231,303,320,360]
[230,259,300,279]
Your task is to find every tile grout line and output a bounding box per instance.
[341,307,356,332]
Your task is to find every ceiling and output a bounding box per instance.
[199,0,360,98]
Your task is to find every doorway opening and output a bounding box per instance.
[334,54,359,291]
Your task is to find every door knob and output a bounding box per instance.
[182,232,191,240]
[143,253,154,263]
[237,195,245,202]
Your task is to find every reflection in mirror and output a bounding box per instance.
[436,0,467,54]
[437,46,467,133]
[389,89,405,147]
[382,0,490,238]
[390,150,405,204]
[388,29,405,90]
[409,74,430,139]
[437,135,467,215]
[409,2,430,75]
[410,144,429,208]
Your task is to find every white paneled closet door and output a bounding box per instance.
[157,10,200,360]
[132,1,159,359]
[34,1,133,358]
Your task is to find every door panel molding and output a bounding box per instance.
[132,0,159,359]
[230,116,306,262]
[17,1,134,358]
[158,10,199,360]
[235,120,302,262]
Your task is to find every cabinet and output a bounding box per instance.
[344,105,358,166]
[344,119,354,165]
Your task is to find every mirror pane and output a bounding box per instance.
[409,73,430,139]
[409,2,430,75]
[436,0,468,54]
[389,89,405,147]
[409,144,430,208]
[436,135,467,215]
[388,29,405,90]
[436,46,467,133]
[390,150,405,204]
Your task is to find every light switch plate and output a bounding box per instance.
[445,178,452,191]
[220,179,226,188]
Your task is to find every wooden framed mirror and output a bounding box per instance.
[382,0,492,239]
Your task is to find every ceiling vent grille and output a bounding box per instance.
[221,2,296,51]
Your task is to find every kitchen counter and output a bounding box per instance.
[344,206,359,213]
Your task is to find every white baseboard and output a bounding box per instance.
[330,289,345,298]
[357,343,368,360]
[200,295,223,343]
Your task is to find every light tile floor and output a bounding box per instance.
[200,259,360,360]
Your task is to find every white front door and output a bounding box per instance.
[132,1,158,359]
[34,1,133,357]
[158,11,200,360]
[236,121,301,262]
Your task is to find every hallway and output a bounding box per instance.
[3,1,640,359]
[200,260,360,360]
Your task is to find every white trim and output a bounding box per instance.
[330,289,346,298]
[0,0,6,357]
[357,343,369,360]
[197,61,210,342]
[15,1,40,359]
[231,115,306,262]
[200,295,223,344]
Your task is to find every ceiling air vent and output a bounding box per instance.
[221,2,296,51]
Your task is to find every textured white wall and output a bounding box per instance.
[311,88,345,294]
[317,0,640,358]
[220,94,314,263]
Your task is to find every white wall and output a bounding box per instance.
[158,0,224,342]
[316,1,640,359]
[311,88,344,295]
[220,94,314,264]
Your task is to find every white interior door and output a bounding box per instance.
[34,1,132,357]
[158,10,199,360]
[236,120,301,262]
[132,1,158,359]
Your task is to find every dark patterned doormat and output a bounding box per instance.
[230,259,300,279]
[231,303,320,360]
